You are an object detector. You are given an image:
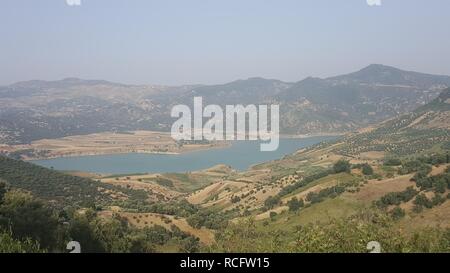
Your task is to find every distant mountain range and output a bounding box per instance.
[1,64,450,144]
[274,64,450,134]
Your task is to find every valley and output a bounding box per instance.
[1,65,449,145]
[0,69,449,253]
[29,136,337,174]
[2,0,450,257]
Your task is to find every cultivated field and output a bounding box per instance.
[7,130,227,160]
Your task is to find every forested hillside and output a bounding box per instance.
[0,155,148,207]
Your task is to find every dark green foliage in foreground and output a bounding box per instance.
[0,190,59,250]
[0,231,43,253]
[0,156,148,207]
[211,211,450,253]
[0,186,199,253]
[0,182,6,201]
[67,213,199,253]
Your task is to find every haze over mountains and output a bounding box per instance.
[0,75,449,254]
[1,64,449,144]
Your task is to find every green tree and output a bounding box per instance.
[384,158,402,166]
[264,196,280,209]
[390,207,405,220]
[269,211,277,221]
[231,196,241,203]
[333,159,351,173]
[179,236,200,253]
[0,190,59,250]
[93,216,132,252]
[362,164,374,175]
[414,194,433,209]
[287,197,303,212]
[68,214,105,253]
[0,182,6,203]
[0,231,43,253]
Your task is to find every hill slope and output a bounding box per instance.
[0,155,149,207]
[335,88,450,157]
[184,89,449,237]
[275,64,450,134]
[1,65,449,144]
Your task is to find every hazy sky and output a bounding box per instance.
[1,0,450,85]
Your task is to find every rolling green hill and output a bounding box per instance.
[0,155,148,207]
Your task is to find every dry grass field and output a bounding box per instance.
[98,210,215,245]
[10,130,226,160]
[346,174,416,203]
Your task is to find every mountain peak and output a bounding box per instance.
[329,64,450,88]
[349,64,402,77]
[61,77,83,82]
[364,63,394,69]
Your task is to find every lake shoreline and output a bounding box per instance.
[30,136,340,175]
[23,144,229,161]
[18,132,344,161]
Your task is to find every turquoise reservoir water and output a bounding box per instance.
[32,136,337,174]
